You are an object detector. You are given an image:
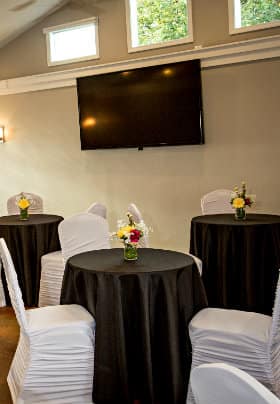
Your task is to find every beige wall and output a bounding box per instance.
[0,58,279,252]
[0,0,279,79]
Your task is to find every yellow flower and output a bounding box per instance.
[117,225,133,239]
[232,197,245,209]
[18,198,30,210]
[117,230,125,239]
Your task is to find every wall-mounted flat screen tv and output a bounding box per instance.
[77,59,204,150]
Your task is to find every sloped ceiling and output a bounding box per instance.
[0,0,70,48]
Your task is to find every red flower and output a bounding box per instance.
[245,198,252,206]
[130,229,141,243]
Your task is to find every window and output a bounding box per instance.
[43,18,99,66]
[228,0,280,34]
[125,0,193,52]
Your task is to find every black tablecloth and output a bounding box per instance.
[60,248,207,404]
[190,213,280,315]
[0,214,63,306]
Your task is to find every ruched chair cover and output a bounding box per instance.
[58,212,111,264]
[127,203,143,224]
[187,253,203,276]
[0,260,6,307]
[190,363,280,404]
[200,189,234,215]
[187,272,280,403]
[86,202,107,218]
[39,212,110,307]
[0,238,95,404]
[38,250,65,307]
[7,192,43,215]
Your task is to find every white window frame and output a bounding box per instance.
[228,0,280,35]
[43,17,99,66]
[125,0,193,53]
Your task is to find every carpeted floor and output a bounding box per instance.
[0,307,19,404]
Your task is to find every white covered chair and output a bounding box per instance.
[7,192,43,215]
[200,189,234,215]
[0,238,95,404]
[127,203,149,248]
[38,250,65,307]
[86,202,107,218]
[187,253,203,276]
[39,213,110,307]
[190,363,280,404]
[58,212,110,263]
[127,203,143,224]
[0,260,6,307]
[187,271,280,402]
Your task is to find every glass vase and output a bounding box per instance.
[235,207,246,220]
[124,243,138,261]
[19,208,29,220]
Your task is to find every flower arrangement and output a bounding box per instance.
[17,193,31,220]
[231,182,254,220]
[116,213,147,260]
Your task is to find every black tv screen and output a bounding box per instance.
[77,59,204,150]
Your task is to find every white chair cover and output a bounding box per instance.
[0,260,6,307]
[187,272,280,402]
[190,363,280,404]
[39,213,110,307]
[59,212,111,264]
[38,250,64,307]
[87,202,107,218]
[127,203,149,248]
[7,192,43,215]
[0,238,95,404]
[127,203,143,224]
[201,189,234,215]
[188,253,203,276]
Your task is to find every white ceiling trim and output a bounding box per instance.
[0,34,279,96]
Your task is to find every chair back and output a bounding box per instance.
[7,192,43,215]
[86,202,107,218]
[58,213,110,263]
[201,189,234,215]
[269,271,280,383]
[127,203,149,248]
[0,260,6,307]
[127,203,143,223]
[0,239,28,332]
[190,363,280,404]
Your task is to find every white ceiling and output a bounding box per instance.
[0,0,70,48]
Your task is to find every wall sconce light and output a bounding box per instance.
[0,126,5,143]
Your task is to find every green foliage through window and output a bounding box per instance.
[240,0,280,27]
[135,0,189,46]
